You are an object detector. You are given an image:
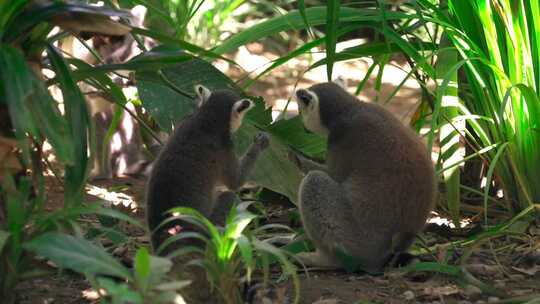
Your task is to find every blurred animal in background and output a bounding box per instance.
[59,5,155,180]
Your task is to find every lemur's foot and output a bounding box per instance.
[295,251,341,269]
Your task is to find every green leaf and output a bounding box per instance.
[334,247,364,273]
[0,0,29,41]
[402,262,462,276]
[325,0,340,81]
[268,117,326,159]
[236,235,254,281]
[482,142,509,224]
[0,45,73,163]
[131,27,233,63]
[136,50,239,132]
[97,277,143,304]
[311,41,436,69]
[135,247,151,288]
[24,232,131,279]
[246,24,361,88]
[297,0,312,37]
[0,230,9,253]
[46,44,90,206]
[214,7,415,55]
[436,35,462,228]
[234,123,303,204]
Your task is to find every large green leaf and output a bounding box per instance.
[268,117,326,160]
[234,124,303,204]
[24,232,131,279]
[70,50,194,80]
[310,41,437,69]
[136,52,238,133]
[213,7,415,55]
[131,27,232,63]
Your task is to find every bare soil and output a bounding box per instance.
[15,173,540,304]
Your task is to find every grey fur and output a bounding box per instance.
[293,82,436,273]
[146,87,269,254]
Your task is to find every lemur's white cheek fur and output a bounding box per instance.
[301,94,328,136]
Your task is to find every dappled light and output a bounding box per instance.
[86,184,138,211]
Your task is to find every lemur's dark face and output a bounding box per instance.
[195,85,253,133]
[295,88,329,136]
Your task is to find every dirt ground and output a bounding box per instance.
[15,175,540,304]
[14,44,540,303]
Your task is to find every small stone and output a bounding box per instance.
[312,299,339,304]
[487,296,500,303]
[475,301,486,304]
[403,290,415,300]
[464,285,482,298]
[494,280,505,289]
[513,289,533,296]
[112,245,127,256]
[508,274,525,281]
[321,288,333,296]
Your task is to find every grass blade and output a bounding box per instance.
[325,0,340,81]
[46,44,90,206]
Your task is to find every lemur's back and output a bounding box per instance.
[145,117,223,233]
[328,101,435,238]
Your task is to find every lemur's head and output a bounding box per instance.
[295,80,352,136]
[195,85,253,133]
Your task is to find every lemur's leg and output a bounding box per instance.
[90,111,113,180]
[387,232,418,268]
[295,170,351,269]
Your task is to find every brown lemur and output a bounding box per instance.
[146,85,270,254]
[291,81,436,273]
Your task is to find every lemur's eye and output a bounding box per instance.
[296,89,313,106]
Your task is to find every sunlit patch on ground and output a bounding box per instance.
[82,288,101,301]
[427,211,472,228]
[86,184,138,211]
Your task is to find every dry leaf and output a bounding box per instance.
[0,136,22,183]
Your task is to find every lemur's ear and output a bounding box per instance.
[296,89,317,107]
[333,77,347,89]
[233,99,253,114]
[194,84,212,107]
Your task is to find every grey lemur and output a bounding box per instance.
[292,82,436,273]
[146,85,269,253]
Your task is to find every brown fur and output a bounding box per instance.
[146,88,269,253]
[294,82,436,273]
